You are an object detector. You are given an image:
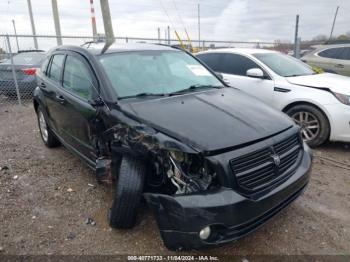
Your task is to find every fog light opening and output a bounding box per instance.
[199,226,211,240]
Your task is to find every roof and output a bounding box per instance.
[82,42,177,55]
[311,43,350,50]
[197,48,278,55]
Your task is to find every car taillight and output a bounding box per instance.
[21,68,37,75]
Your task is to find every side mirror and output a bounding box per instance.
[246,68,264,79]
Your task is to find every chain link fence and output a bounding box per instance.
[0,34,284,108]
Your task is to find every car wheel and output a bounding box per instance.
[286,104,330,147]
[36,106,61,148]
[108,156,145,229]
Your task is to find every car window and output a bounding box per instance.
[222,53,261,76]
[196,53,224,72]
[62,55,93,100]
[41,56,50,75]
[318,48,344,59]
[48,54,65,82]
[254,52,314,77]
[10,52,45,65]
[338,47,350,60]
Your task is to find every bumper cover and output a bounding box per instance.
[145,147,312,250]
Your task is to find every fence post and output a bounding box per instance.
[5,35,22,106]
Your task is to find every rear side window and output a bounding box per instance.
[62,55,92,100]
[338,47,350,60]
[196,53,224,72]
[318,48,344,59]
[41,56,50,75]
[48,54,65,82]
[222,54,260,76]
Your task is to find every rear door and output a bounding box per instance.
[314,47,345,74]
[38,52,66,133]
[332,47,350,76]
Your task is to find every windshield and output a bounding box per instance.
[99,50,224,99]
[9,52,45,65]
[253,52,315,77]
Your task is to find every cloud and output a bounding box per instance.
[0,0,349,51]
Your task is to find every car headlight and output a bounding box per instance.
[166,151,218,194]
[333,92,350,106]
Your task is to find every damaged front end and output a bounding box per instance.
[92,110,311,251]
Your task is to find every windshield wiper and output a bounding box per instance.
[168,84,223,96]
[119,92,167,100]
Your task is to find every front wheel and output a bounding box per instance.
[108,156,145,229]
[286,104,330,147]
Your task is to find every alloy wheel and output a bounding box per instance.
[291,111,320,142]
[38,111,49,143]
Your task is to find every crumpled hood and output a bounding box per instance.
[287,73,350,95]
[120,88,294,152]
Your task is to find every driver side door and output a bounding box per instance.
[220,53,275,105]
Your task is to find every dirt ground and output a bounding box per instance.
[0,104,349,256]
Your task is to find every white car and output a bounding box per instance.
[196,48,350,146]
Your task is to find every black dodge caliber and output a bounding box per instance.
[33,42,312,250]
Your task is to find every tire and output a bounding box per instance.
[286,104,330,147]
[108,156,145,229]
[36,105,61,148]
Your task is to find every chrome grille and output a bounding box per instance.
[230,133,302,196]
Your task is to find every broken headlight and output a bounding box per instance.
[167,151,218,194]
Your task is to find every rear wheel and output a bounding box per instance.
[286,104,330,147]
[36,106,61,148]
[108,156,145,229]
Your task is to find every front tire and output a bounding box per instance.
[286,104,330,147]
[108,156,145,229]
[36,106,61,148]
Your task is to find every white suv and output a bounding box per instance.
[196,48,350,146]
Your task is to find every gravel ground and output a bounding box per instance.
[0,105,349,256]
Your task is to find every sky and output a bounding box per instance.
[0,0,349,50]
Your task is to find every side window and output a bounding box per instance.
[196,53,224,72]
[223,54,261,76]
[318,48,343,59]
[338,47,350,60]
[48,54,65,82]
[62,55,93,100]
[41,56,50,75]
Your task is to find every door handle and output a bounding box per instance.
[335,64,344,68]
[56,94,66,104]
[40,83,46,88]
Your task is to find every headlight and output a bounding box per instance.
[166,151,218,194]
[169,150,185,162]
[333,92,350,106]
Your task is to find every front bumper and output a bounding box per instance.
[145,147,312,250]
[324,103,350,142]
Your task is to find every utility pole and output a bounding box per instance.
[12,20,20,51]
[157,27,161,43]
[100,0,115,53]
[329,6,339,41]
[90,0,98,38]
[164,29,167,44]
[293,14,299,58]
[198,3,201,50]
[51,0,62,45]
[167,26,170,45]
[27,0,38,49]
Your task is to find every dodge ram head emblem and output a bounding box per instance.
[272,154,281,167]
